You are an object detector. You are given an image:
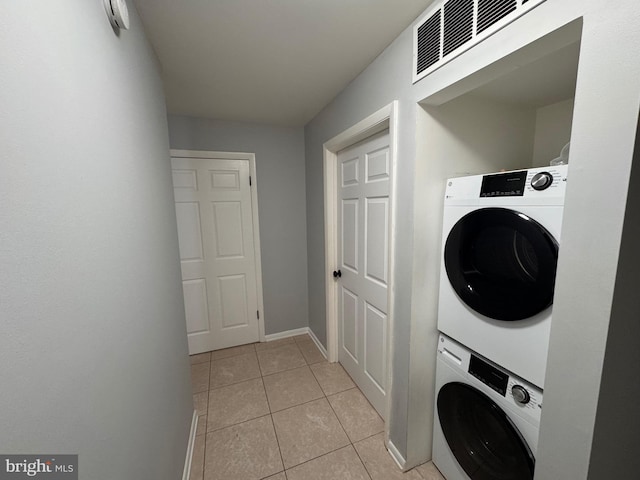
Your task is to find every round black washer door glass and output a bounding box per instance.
[444,207,559,321]
[438,382,535,480]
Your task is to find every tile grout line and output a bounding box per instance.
[260,375,276,416]
[309,371,357,398]
[325,387,384,450]
[315,356,379,480]
[268,393,328,416]
[353,440,375,480]
[321,373,378,479]
[261,363,315,380]
[308,367,331,397]
[205,380,271,434]
[263,344,321,377]
[204,344,318,430]
[203,342,258,363]
[208,375,263,391]
[257,342,308,377]
[268,413,287,477]
[267,340,354,476]
[259,363,309,378]
[192,335,315,364]
[204,412,274,437]
[284,444,370,477]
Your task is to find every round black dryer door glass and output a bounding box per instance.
[438,382,535,480]
[444,207,559,321]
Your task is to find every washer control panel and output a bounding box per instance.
[507,378,541,413]
[468,354,541,412]
[511,385,531,404]
[468,353,509,395]
[438,334,543,423]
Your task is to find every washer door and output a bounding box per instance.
[444,207,558,321]
[438,382,535,480]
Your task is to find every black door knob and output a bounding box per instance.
[333,270,342,278]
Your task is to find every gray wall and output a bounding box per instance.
[0,2,193,479]
[304,0,640,474]
[168,116,309,335]
[304,25,419,458]
[586,111,640,479]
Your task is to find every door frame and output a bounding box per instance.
[170,149,267,342]
[322,101,398,420]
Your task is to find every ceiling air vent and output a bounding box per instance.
[413,0,546,83]
[416,11,441,75]
[477,0,517,34]
[443,0,474,56]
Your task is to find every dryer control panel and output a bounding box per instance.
[480,170,527,197]
[444,165,568,206]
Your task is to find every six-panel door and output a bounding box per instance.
[337,130,390,418]
[171,156,260,354]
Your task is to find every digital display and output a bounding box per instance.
[480,171,527,197]
[468,354,508,396]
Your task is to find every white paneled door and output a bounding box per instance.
[337,130,390,418]
[171,154,261,354]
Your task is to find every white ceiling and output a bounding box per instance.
[132,0,434,126]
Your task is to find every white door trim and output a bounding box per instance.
[170,149,267,342]
[322,101,398,421]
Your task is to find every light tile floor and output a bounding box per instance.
[189,334,445,480]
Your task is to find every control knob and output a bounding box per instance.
[531,172,553,191]
[511,385,530,405]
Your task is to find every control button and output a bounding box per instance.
[512,385,531,404]
[531,172,553,191]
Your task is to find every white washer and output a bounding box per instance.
[438,165,567,388]
[432,334,542,480]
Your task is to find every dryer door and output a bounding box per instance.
[438,382,535,480]
[444,207,558,321]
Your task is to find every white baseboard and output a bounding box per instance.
[264,327,309,342]
[182,410,198,480]
[386,438,408,471]
[307,328,328,359]
[263,327,328,361]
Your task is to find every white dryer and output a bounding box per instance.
[438,166,567,388]
[432,334,542,480]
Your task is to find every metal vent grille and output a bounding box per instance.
[416,11,441,74]
[443,0,474,56]
[478,0,517,33]
[413,0,546,83]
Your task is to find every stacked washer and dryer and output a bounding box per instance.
[432,166,568,480]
